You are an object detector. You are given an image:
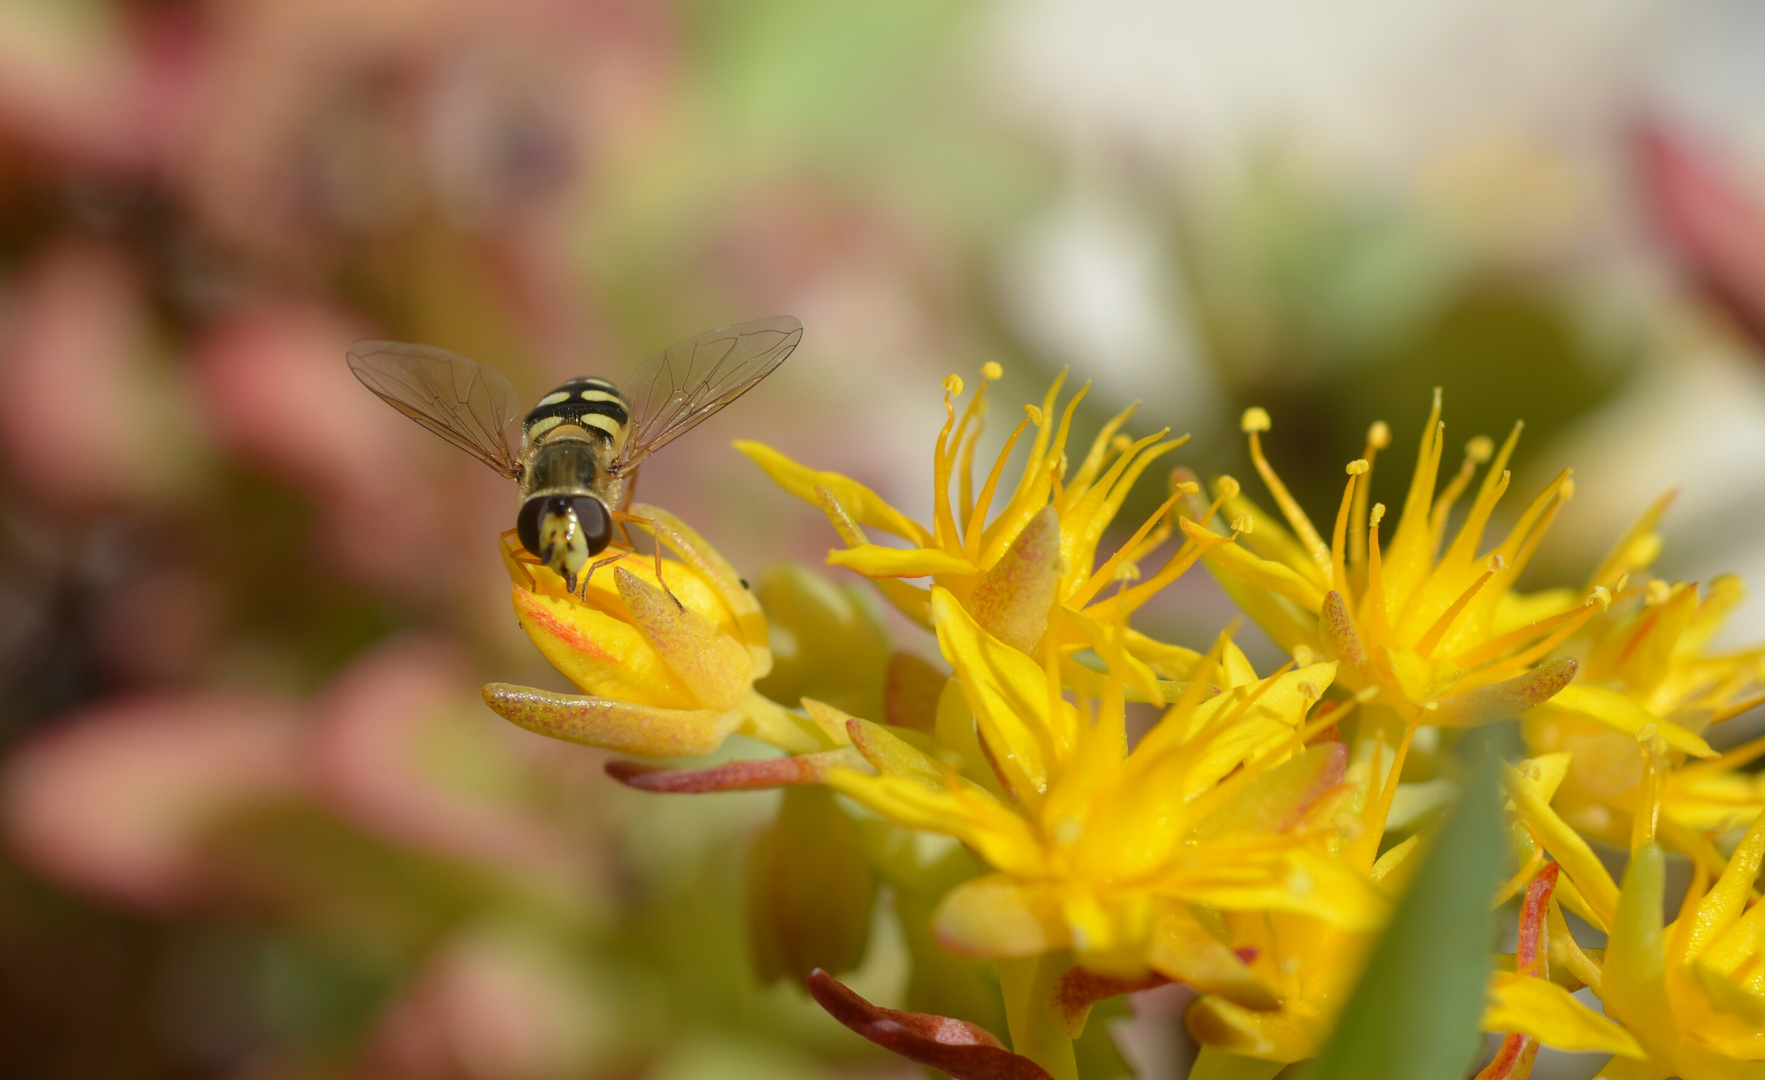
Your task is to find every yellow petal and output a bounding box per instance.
[1160,840,1388,930]
[827,544,979,579]
[511,586,695,708]
[1484,971,1643,1057]
[634,502,772,676]
[735,440,930,545]
[932,586,1059,798]
[932,874,1068,957]
[615,568,751,710]
[1539,685,1717,759]
[481,683,738,757]
[825,767,1041,875]
[1503,761,1620,929]
[1183,518,1326,613]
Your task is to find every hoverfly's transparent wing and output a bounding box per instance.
[346,340,523,479]
[612,316,802,476]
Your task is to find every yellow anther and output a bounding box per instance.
[1615,573,1630,594]
[1231,513,1254,535]
[1293,644,1316,667]
[1217,475,1241,499]
[1241,407,1272,434]
[1024,404,1044,425]
[1113,562,1142,582]
[1346,458,1370,476]
[1465,435,1494,463]
[942,374,964,396]
[1370,502,1387,527]
[1367,421,1391,450]
[1173,480,1201,495]
[1587,585,1612,609]
[1646,579,1671,606]
[1519,761,1542,782]
[981,361,1003,381]
[1635,724,1667,758]
[1485,554,1508,572]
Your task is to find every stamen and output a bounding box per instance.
[1231,514,1254,535]
[931,380,963,547]
[1241,407,1330,571]
[1428,435,1495,555]
[982,361,1004,381]
[1364,503,1390,646]
[1072,486,1188,606]
[1588,488,1675,591]
[1332,460,1368,596]
[1391,391,1445,568]
[963,419,1030,561]
[1197,475,1239,529]
[1349,420,1391,570]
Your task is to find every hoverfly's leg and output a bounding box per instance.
[617,467,640,513]
[610,509,682,610]
[577,548,634,599]
[499,529,540,591]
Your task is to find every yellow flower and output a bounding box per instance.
[482,503,829,758]
[739,367,1251,704]
[1190,392,1591,732]
[1522,493,1765,857]
[823,584,1387,996]
[1189,734,1636,1067]
[1514,749,1765,1080]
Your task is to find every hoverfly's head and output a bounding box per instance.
[517,495,613,592]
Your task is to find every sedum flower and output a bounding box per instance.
[482,502,829,758]
[1188,393,1591,732]
[1513,745,1765,1080]
[739,366,1252,703]
[823,583,1387,995]
[1189,731,1635,1069]
[1522,493,1765,857]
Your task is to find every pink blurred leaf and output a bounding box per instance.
[1638,124,1765,348]
[3,693,304,913]
[606,748,865,793]
[807,968,1053,1080]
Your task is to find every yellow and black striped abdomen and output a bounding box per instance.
[522,376,630,448]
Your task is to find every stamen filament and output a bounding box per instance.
[1349,421,1389,571]
[963,419,1030,561]
[1415,566,1497,658]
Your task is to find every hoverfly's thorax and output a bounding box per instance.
[522,377,630,450]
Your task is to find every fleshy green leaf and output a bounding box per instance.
[746,786,875,983]
[1311,743,1506,1080]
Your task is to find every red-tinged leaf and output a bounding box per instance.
[807,969,1054,1080]
[1472,1032,1538,1080]
[1517,862,1558,975]
[605,747,865,793]
[1638,124,1765,349]
[1052,968,1170,1033]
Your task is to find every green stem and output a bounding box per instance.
[998,954,1079,1080]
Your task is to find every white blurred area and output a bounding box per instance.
[979,0,1765,651]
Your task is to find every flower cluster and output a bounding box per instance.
[485,369,1765,1080]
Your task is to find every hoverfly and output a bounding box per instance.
[347,316,801,596]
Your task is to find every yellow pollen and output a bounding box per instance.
[1024,404,1043,424]
[1346,458,1369,476]
[1367,421,1391,450]
[1241,407,1272,434]
[1485,554,1508,572]
[1587,585,1612,608]
[981,361,1003,381]
[942,374,964,396]
[1114,562,1142,582]
[1466,435,1494,463]
[1293,644,1316,666]
[1217,475,1241,499]
[1174,480,1201,496]
[1519,761,1542,782]
[1231,513,1254,535]
[1370,503,1387,527]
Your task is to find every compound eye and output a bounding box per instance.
[569,496,613,556]
[516,497,546,558]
